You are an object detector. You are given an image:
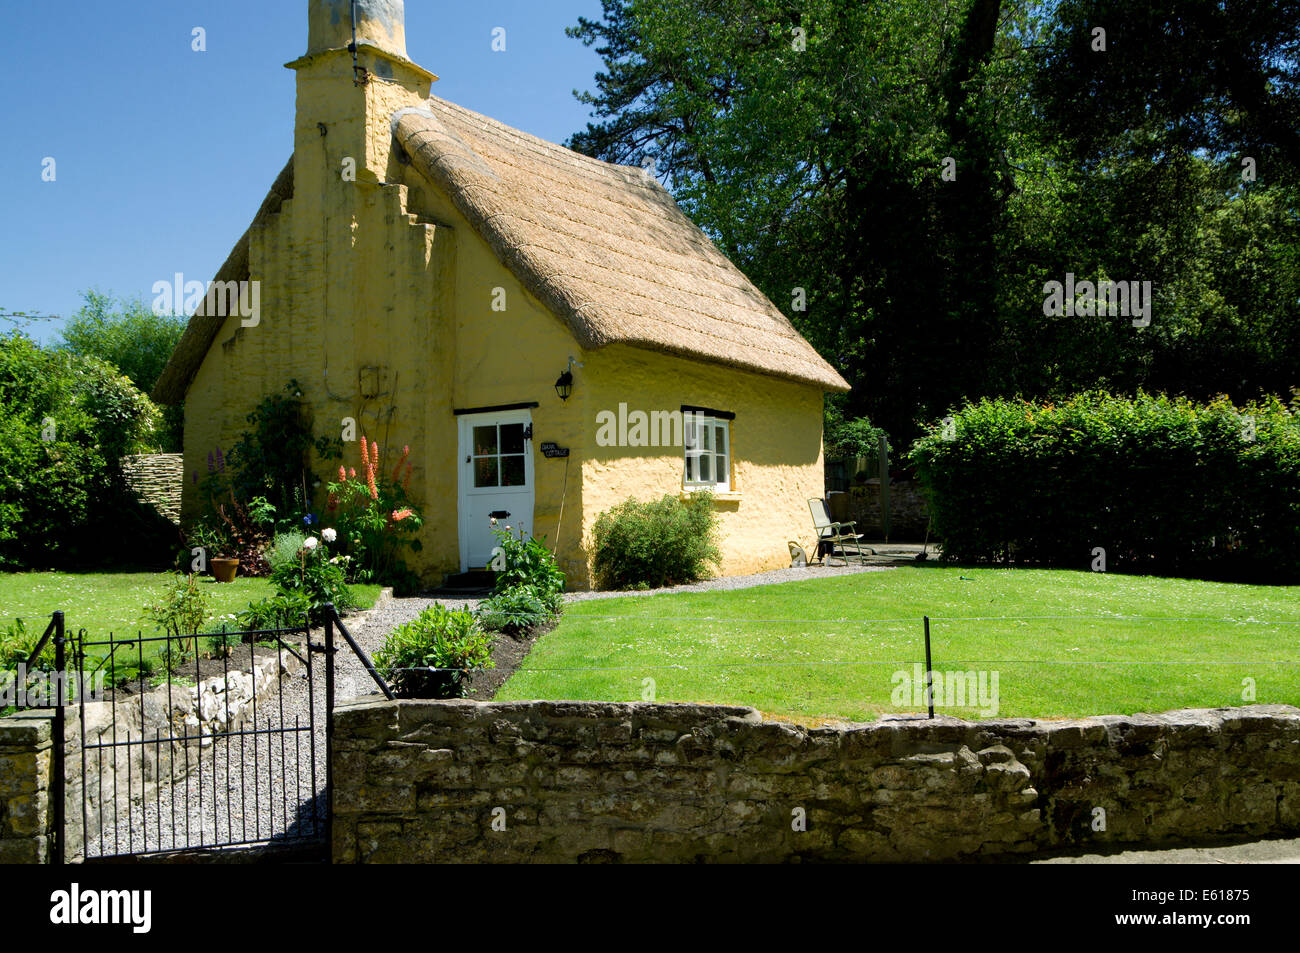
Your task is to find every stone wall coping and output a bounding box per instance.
[0,710,54,749]
[334,698,1300,737]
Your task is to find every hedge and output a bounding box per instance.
[908,392,1300,580]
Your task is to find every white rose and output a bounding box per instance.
[303,537,319,551]
[322,528,338,543]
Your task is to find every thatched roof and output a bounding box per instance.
[393,97,848,392]
[152,156,295,404]
[153,98,848,403]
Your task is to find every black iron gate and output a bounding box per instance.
[17,603,392,863]
[72,619,330,861]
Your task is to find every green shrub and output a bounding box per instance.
[141,574,211,665]
[237,590,313,632]
[490,525,564,610]
[227,381,316,521]
[268,536,355,623]
[478,585,553,637]
[266,531,308,573]
[0,333,162,569]
[373,605,494,698]
[0,618,52,670]
[909,392,1300,580]
[825,410,888,460]
[591,492,721,590]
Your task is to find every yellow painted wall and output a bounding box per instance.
[180,43,828,590]
[580,344,826,582]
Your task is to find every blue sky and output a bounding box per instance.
[0,0,606,343]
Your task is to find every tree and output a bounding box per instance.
[567,0,1035,441]
[0,333,165,569]
[566,0,1300,445]
[58,291,186,451]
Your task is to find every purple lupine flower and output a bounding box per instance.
[214,447,225,472]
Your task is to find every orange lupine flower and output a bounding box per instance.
[370,441,380,469]
[348,467,356,480]
[338,465,346,482]
[392,508,413,521]
[359,436,368,464]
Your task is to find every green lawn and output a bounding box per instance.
[0,571,382,641]
[497,566,1300,721]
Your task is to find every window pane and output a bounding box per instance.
[473,425,498,455]
[715,425,727,454]
[501,454,526,487]
[500,423,525,455]
[701,423,714,451]
[684,419,698,449]
[474,456,498,487]
[699,454,711,483]
[715,454,728,487]
[685,453,697,483]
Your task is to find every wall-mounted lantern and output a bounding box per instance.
[554,356,583,401]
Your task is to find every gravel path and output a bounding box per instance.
[80,564,891,857]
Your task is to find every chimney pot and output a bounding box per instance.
[308,0,407,59]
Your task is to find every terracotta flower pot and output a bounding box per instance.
[211,557,239,583]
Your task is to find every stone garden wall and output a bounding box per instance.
[845,480,931,539]
[333,700,1300,863]
[0,711,54,863]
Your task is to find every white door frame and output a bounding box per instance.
[456,409,535,572]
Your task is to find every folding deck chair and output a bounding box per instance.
[807,498,868,566]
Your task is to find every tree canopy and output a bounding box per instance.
[566,0,1300,444]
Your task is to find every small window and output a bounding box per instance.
[684,414,730,492]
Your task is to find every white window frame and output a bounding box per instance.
[683,413,731,492]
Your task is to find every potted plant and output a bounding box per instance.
[373,604,495,698]
[193,518,239,583]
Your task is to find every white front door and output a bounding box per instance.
[457,410,535,570]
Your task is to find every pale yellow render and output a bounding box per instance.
[157,0,847,589]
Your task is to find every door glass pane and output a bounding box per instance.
[500,423,525,455]
[501,455,526,487]
[473,425,498,456]
[474,456,499,487]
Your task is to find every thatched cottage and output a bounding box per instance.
[152,0,848,588]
